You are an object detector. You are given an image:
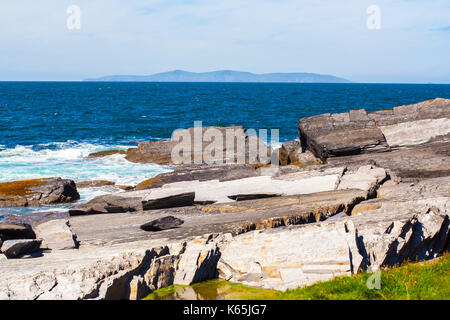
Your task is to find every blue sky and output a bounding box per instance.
[1,0,449,82]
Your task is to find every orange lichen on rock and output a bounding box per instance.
[351,202,382,216]
[0,178,50,197]
[136,175,165,190]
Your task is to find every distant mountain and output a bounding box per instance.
[84,70,351,83]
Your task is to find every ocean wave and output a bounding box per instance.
[0,141,173,185]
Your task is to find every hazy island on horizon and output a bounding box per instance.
[84,70,351,83]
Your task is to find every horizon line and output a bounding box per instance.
[1,80,450,84]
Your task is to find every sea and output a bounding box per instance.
[1,82,449,218]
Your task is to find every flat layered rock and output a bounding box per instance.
[298,98,450,160]
[142,193,195,210]
[0,177,447,298]
[298,109,388,160]
[327,140,450,180]
[3,211,70,226]
[73,165,383,214]
[0,178,80,207]
[136,164,258,190]
[217,200,449,290]
[68,188,370,247]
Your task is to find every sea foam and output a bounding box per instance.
[0,141,173,186]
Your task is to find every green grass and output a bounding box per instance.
[144,254,450,300]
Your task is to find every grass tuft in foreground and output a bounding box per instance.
[144,253,450,300]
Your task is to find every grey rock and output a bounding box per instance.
[2,211,69,226]
[142,193,195,210]
[298,98,450,160]
[34,219,78,250]
[298,110,388,160]
[125,126,272,165]
[140,216,184,232]
[1,239,42,258]
[136,163,258,190]
[217,204,449,290]
[0,178,80,208]
[69,195,142,216]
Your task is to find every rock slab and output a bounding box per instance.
[142,193,196,210]
[140,216,184,232]
[34,219,78,250]
[0,178,80,207]
[1,239,42,258]
[298,98,450,160]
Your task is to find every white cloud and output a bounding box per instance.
[0,0,449,82]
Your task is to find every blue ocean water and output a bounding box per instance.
[1,82,450,148]
[0,82,449,217]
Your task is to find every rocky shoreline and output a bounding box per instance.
[0,98,448,300]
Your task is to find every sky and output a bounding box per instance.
[0,0,449,83]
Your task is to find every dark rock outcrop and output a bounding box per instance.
[0,178,80,207]
[298,109,389,160]
[125,126,272,165]
[0,222,36,241]
[298,98,450,161]
[69,195,142,216]
[140,216,184,232]
[228,194,281,201]
[142,193,196,210]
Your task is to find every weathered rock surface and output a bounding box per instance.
[278,141,322,167]
[217,201,449,290]
[68,165,384,215]
[87,150,127,158]
[141,216,184,232]
[327,140,450,180]
[34,220,78,250]
[125,126,272,165]
[136,164,258,190]
[337,165,387,195]
[69,194,142,215]
[0,175,447,297]
[1,239,42,258]
[0,178,80,207]
[2,211,69,226]
[0,98,448,299]
[126,140,178,165]
[298,98,450,160]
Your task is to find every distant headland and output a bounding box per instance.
[84,70,351,83]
